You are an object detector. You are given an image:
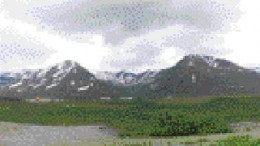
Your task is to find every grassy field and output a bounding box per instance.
[69,135,260,146]
[0,96,259,137]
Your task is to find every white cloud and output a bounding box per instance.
[0,9,109,72]
[1,0,260,73]
[222,0,260,68]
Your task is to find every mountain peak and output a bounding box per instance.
[175,54,215,68]
[63,60,77,64]
[178,54,240,69]
[185,54,215,62]
[52,60,80,70]
[58,60,79,68]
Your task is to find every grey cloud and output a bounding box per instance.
[26,0,240,44]
[1,0,241,71]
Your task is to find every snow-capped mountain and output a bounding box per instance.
[4,60,79,89]
[0,70,36,85]
[177,54,247,71]
[0,60,120,99]
[2,54,260,99]
[95,70,158,86]
[148,54,260,97]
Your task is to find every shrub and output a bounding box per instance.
[150,112,230,136]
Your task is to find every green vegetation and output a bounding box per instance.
[0,96,259,137]
[215,135,260,146]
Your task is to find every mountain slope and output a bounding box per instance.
[0,60,120,99]
[1,54,260,99]
[96,70,158,86]
[150,54,260,97]
[119,54,260,98]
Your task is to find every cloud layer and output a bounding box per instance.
[26,0,240,44]
[0,0,241,72]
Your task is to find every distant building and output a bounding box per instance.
[100,97,111,100]
[119,97,133,100]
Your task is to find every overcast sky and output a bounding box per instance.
[0,0,259,73]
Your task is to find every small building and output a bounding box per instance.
[119,97,133,100]
[100,97,111,100]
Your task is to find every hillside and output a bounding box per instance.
[124,54,260,97]
[1,54,260,99]
[0,60,120,100]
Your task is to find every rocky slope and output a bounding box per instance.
[1,54,260,99]
[149,54,260,97]
[0,60,120,99]
[95,70,158,86]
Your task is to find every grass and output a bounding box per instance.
[0,95,259,137]
[214,135,260,146]
[55,135,260,146]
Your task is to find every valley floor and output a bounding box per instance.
[0,122,259,146]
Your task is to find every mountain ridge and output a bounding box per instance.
[1,54,260,99]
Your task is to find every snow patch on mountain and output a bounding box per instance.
[70,80,75,86]
[5,60,80,91]
[78,86,89,91]
[46,83,58,89]
[201,56,217,67]
[187,54,219,68]
[95,70,158,86]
